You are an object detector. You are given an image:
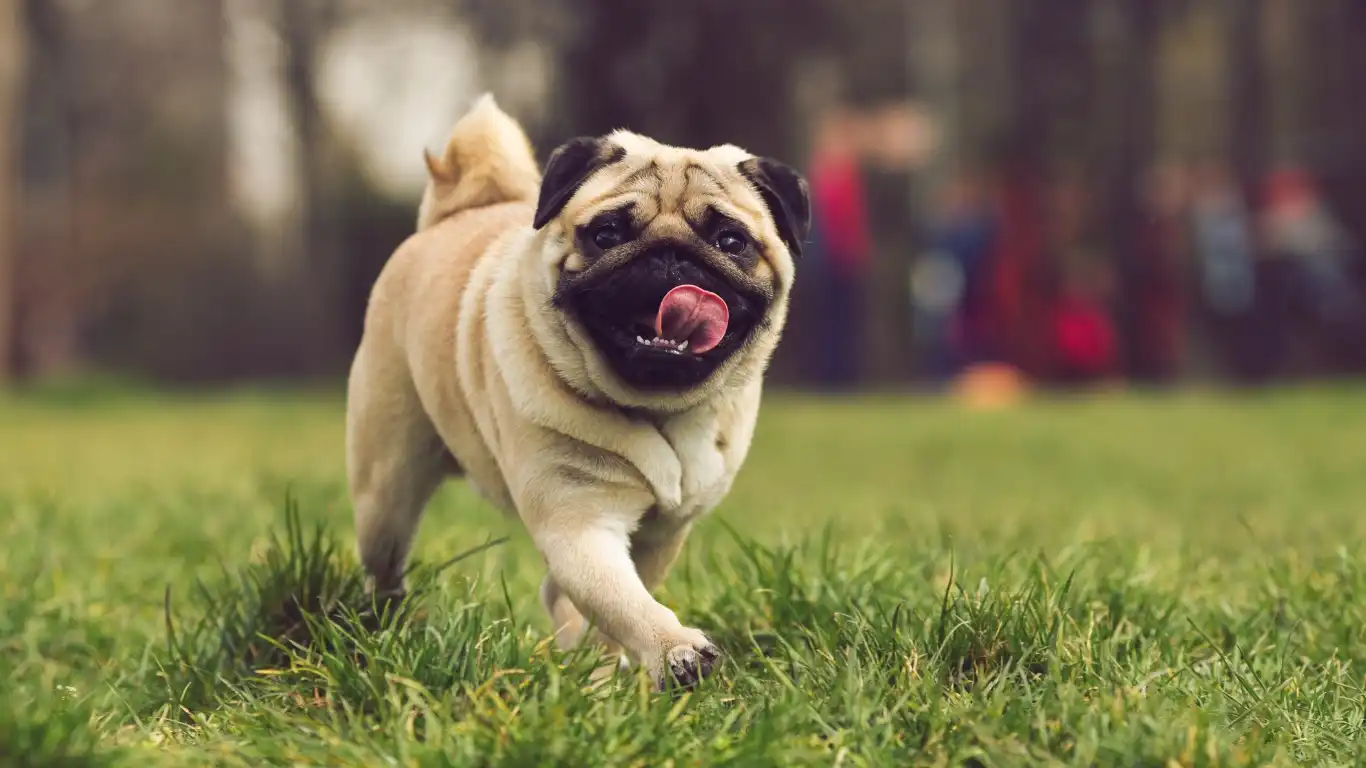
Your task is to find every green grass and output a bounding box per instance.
[2,385,1365,765]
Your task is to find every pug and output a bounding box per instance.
[346,95,809,689]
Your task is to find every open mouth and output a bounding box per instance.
[632,284,730,355]
[560,252,764,390]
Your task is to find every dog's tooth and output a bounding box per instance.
[637,335,648,345]
[678,340,689,351]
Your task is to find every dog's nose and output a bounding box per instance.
[646,242,712,285]
[648,246,687,278]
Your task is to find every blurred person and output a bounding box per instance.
[1130,161,1191,382]
[863,101,936,174]
[1051,264,1119,384]
[909,249,964,382]
[987,158,1050,379]
[1043,174,1119,384]
[1192,162,1256,316]
[913,172,997,382]
[1189,161,1256,377]
[805,106,873,390]
[1252,167,1365,377]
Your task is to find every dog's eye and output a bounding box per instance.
[715,230,749,255]
[592,224,627,249]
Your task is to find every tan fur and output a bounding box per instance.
[416,95,541,231]
[347,96,795,686]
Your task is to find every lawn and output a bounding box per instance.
[2,384,1365,766]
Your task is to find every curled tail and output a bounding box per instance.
[416,95,541,231]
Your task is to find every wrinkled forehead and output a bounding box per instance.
[563,141,767,231]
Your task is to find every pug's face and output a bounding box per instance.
[532,131,810,402]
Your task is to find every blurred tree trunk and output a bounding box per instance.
[553,0,818,158]
[908,0,958,200]
[998,0,1095,380]
[1305,0,1366,253]
[0,0,21,382]
[14,0,236,381]
[847,0,915,388]
[902,0,960,383]
[1228,0,1267,208]
[17,0,80,378]
[1344,1,1366,253]
[1106,0,1162,381]
[279,0,345,369]
[1262,0,1302,166]
[1008,0,1094,174]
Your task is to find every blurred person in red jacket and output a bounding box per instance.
[1052,265,1119,383]
[1126,162,1191,383]
[1252,167,1365,377]
[806,105,873,390]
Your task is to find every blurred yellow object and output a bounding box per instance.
[951,363,1028,410]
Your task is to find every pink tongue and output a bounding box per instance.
[655,285,729,354]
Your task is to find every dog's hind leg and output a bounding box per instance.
[347,342,451,599]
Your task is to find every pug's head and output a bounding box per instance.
[530,131,810,410]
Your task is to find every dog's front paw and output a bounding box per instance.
[657,633,721,691]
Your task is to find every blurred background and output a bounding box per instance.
[0,0,1363,393]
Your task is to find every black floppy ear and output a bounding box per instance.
[533,136,625,229]
[739,157,812,258]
